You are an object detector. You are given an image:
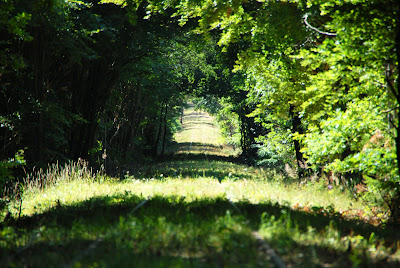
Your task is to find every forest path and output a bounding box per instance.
[167,103,237,157]
[2,106,385,267]
[168,105,287,268]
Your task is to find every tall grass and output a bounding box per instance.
[22,159,102,192]
[9,158,366,221]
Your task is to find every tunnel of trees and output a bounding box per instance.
[1,0,400,221]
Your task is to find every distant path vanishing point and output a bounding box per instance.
[170,103,235,157]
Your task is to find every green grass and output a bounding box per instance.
[168,105,238,156]
[14,159,364,219]
[2,194,265,267]
[1,107,400,267]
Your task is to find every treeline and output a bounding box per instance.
[0,0,222,176]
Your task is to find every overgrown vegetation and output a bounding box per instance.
[1,109,400,267]
[1,0,400,266]
[2,1,399,219]
[1,158,399,266]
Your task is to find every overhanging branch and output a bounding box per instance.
[382,106,400,114]
[303,14,337,36]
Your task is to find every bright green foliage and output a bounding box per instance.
[256,127,295,170]
[290,0,399,220]
[244,56,307,168]
[294,0,398,177]
[298,98,390,170]
[215,99,242,149]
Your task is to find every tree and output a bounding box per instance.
[293,0,400,222]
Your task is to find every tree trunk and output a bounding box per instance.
[395,0,400,185]
[161,104,168,157]
[122,88,140,154]
[289,105,305,178]
[180,107,184,124]
[154,103,164,156]
[28,28,45,163]
[69,60,117,160]
[392,0,400,224]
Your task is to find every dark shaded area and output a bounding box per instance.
[129,149,255,182]
[170,142,223,154]
[179,124,216,130]
[166,142,242,163]
[134,165,254,182]
[2,193,399,267]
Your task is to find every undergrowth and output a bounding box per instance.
[1,160,399,267]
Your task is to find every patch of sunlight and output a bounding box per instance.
[172,105,230,156]
[20,179,117,216]
[17,169,364,218]
[99,0,127,6]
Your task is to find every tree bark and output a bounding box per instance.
[154,103,164,156]
[395,0,400,183]
[161,104,168,157]
[69,60,117,160]
[392,0,400,224]
[289,105,305,178]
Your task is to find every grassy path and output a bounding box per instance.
[174,106,286,267]
[1,106,400,267]
[173,106,286,267]
[169,104,234,157]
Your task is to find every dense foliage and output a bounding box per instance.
[0,1,218,172]
[159,0,400,222]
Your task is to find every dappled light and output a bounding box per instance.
[1,0,400,267]
[3,192,398,267]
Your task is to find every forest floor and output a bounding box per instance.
[1,105,400,267]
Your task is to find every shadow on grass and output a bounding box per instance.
[180,121,216,129]
[169,144,241,162]
[169,142,224,154]
[2,193,400,267]
[135,153,253,181]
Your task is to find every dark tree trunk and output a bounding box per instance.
[395,0,400,186]
[26,28,46,164]
[69,60,117,160]
[289,105,305,178]
[154,103,164,156]
[237,104,260,162]
[391,0,400,224]
[161,104,168,157]
[180,107,184,124]
[122,87,141,154]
